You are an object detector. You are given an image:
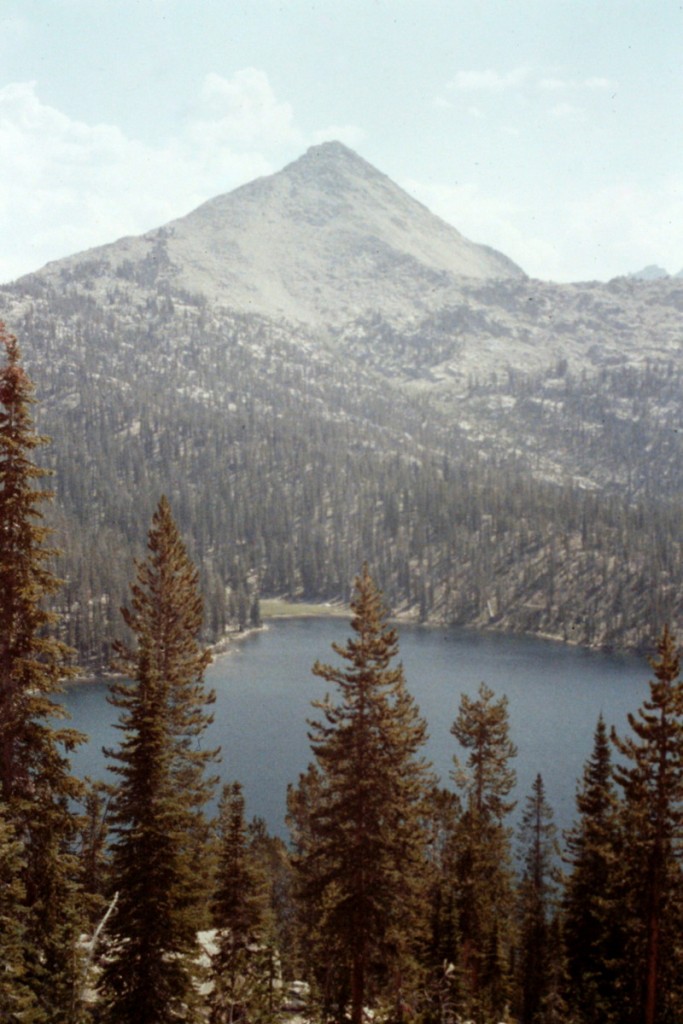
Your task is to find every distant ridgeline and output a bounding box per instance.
[1,142,681,665]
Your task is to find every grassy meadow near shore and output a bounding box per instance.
[259,598,350,619]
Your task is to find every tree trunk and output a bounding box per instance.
[351,951,365,1024]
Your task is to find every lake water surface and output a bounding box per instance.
[63,618,648,838]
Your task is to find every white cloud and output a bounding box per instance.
[538,75,616,92]
[449,67,531,92]
[549,102,586,121]
[451,68,616,98]
[538,77,571,91]
[582,77,614,90]
[0,73,357,283]
[194,69,301,148]
[0,81,169,275]
[401,174,683,282]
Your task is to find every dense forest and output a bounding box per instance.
[1,280,681,668]
[2,324,683,1024]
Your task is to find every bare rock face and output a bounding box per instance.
[24,141,524,326]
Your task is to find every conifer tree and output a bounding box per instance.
[563,714,622,1022]
[533,918,572,1024]
[294,565,432,1024]
[209,781,273,1024]
[286,764,329,996]
[247,816,297,981]
[420,785,462,1024]
[77,778,113,929]
[515,773,559,1024]
[0,323,86,1021]
[100,496,219,1024]
[0,803,37,1022]
[449,682,517,1020]
[611,625,683,1024]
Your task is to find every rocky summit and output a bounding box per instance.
[24,141,524,325]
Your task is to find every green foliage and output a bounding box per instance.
[209,783,276,1024]
[286,763,327,985]
[611,625,683,1024]
[2,289,680,665]
[0,803,37,1022]
[77,777,113,928]
[99,497,219,1024]
[422,784,461,972]
[247,816,298,982]
[451,682,517,822]
[532,918,573,1024]
[515,773,559,1023]
[292,566,433,1024]
[6,315,683,1022]
[0,323,86,1022]
[563,715,623,1023]
[448,682,517,1021]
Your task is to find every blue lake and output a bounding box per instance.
[62,618,648,838]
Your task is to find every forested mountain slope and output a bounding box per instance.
[0,143,680,663]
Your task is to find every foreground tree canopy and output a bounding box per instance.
[290,565,433,1024]
[0,323,85,1022]
[100,496,219,1024]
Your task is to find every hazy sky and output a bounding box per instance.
[2,0,681,284]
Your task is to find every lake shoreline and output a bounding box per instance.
[65,597,649,689]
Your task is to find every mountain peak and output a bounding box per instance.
[299,139,362,161]
[291,140,378,173]
[278,139,393,194]
[25,143,525,326]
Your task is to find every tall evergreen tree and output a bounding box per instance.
[420,785,462,1024]
[0,323,86,1021]
[286,763,329,997]
[533,918,572,1024]
[209,781,272,1024]
[293,565,432,1024]
[100,496,219,1024]
[563,714,622,1023]
[515,773,559,1024]
[449,682,517,1021]
[611,625,683,1024]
